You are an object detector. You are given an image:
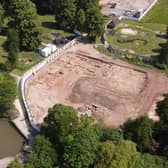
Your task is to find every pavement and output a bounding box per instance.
[12,99,30,139]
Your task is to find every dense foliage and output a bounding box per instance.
[123,116,153,152]
[0,74,17,116]
[9,104,168,168]
[54,0,104,40]
[6,28,20,66]
[155,94,168,157]
[8,0,41,50]
[0,3,4,32]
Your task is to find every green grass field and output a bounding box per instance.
[37,15,73,43]
[142,0,168,24]
[105,25,166,56]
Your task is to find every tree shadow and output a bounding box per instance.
[42,21,56,30]
[0,28,8,37]
[0,63,7,72]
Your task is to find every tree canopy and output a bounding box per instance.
[42,104,79,152]
[27,135,58,168]
[8,0,41,50]
[124,116,153,152]
[0,74,17,115]
[159,26,168,65]
[0,3,4,32]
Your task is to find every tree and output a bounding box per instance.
[27,135,58,168]
[6,28,19,66]
[158,26,168,65]
[156,94,168,126]
[94,141,116,168]
[0,3,4,32]
[75,9,86,32]
[101,128,124,144]
[133,153,168,168]
[124,116,153,152]
[85,6,104,40]
[63,123,99,168]
[94,140,139,168]
[155,94,168,157]
[55,0,76,31]
[75,0,104,39]
[76,0,99,12]
[8,0,41,50]
[0,74,17,114]
[42,104,79,151]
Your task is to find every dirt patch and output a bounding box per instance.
[25,43,168,127]
[121,28,138,35]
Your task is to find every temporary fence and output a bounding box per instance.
[20,37,80,132]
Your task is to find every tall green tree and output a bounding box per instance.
[8,0,41,50]
[124,116,153,152]
[75,9,86,32]
[76,0,99,12]
[6,28,19,66]
[85,6,104,40]
[156,94,168,126]
[0,74,17,115]
[0,3,4,32]
[159,26,168,65]
[63,122,99,168]
[42,104,79,151]
[27,135,58,168]
[155,94,168,157]
[55,0,76,30]
[94,140,139,168]
[101,128,124,144]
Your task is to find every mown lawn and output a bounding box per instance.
[142,0,168,24]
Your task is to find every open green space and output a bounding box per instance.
[142,0,168,24]
[105,25,166,56]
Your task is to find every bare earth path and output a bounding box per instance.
[25,43,168,127]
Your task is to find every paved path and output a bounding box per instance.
[0,157,14,168]
[12,99,30,139]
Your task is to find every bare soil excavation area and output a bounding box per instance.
[26,43,168,127]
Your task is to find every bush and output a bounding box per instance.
[155,63,167,70]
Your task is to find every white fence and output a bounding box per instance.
[20,37,80,132]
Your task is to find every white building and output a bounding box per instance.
[39,44,57,57]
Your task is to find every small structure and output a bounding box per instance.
[39,44,57,57]
[46,44,57,53]
[107,18,120,29]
